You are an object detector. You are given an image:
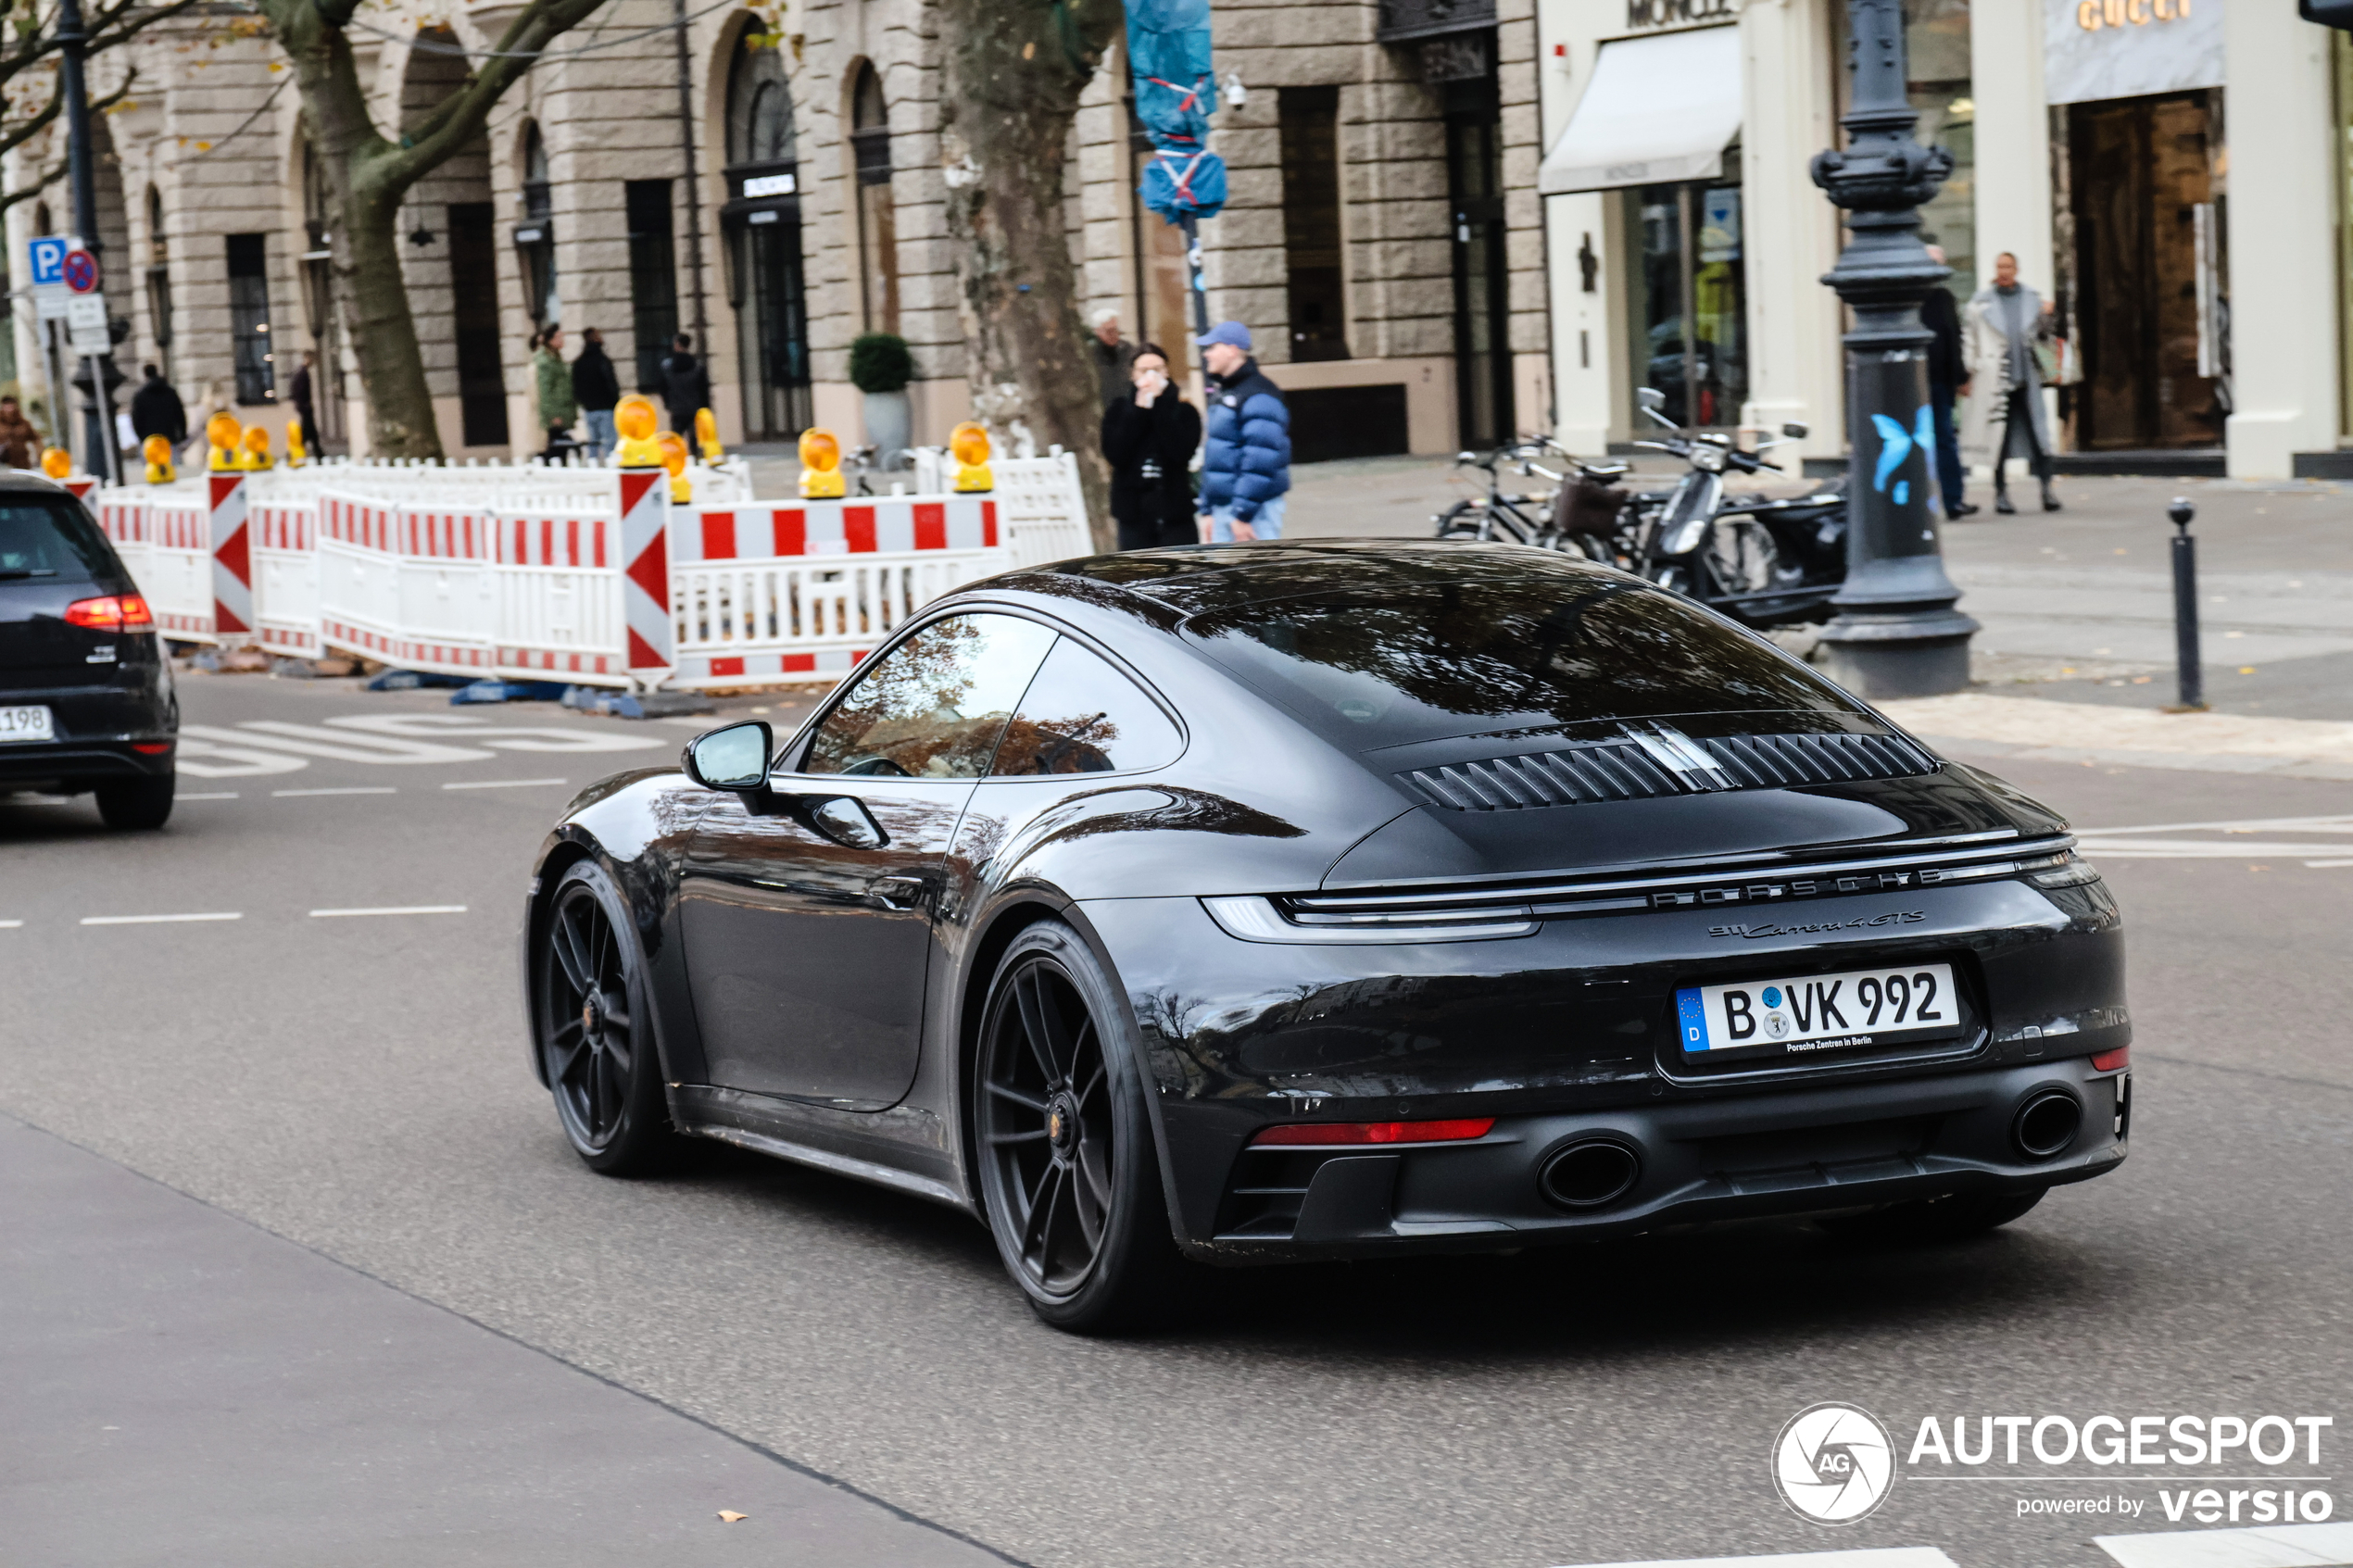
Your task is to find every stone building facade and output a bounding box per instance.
[7,0,1548,468]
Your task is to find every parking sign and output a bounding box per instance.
[27,235,65,288]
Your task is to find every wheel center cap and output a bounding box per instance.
[1046,1094,1078,1153]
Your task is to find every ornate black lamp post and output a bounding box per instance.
[1810,0,1977,697]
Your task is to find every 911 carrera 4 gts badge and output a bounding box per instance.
[1708,910,1926,939]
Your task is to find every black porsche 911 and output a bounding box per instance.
[522,540,2129,1331]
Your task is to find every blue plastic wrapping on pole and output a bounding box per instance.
[1126,0,1227,224]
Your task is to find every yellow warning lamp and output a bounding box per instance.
[614,395,663,467]
[284,415,307,468]
[206,412,242,471]
[143,434,176,484]
[798,427,844,499]
[39,446,71,481]
[658,430,691,503]
[950,421,993,494]
[694,407,723,464]
[237,425,273,470]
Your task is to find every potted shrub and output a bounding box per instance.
[848,332,914,464]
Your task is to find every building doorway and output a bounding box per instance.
[2067,92,2225,450]
[724,33,812,439]
[1444,77,1513,449]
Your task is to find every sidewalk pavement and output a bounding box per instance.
[1877,694,2353,783]
[1282,461,2353,725]
[0,1113,1009,1568]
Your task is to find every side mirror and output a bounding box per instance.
[1637,388,1666,413]
[809,795,887,850]
[682,721,773,792]
[1781,421,1810,440]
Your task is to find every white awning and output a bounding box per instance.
[1538,26,1743,195]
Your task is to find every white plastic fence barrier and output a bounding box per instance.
[83,454,1087,689]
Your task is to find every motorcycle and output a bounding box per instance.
[1627,386,1847,630]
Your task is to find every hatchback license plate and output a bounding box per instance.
[1677,961,1960,1059]
[0,705,54,743]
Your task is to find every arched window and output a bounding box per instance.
[848,61,898,334]
[727,42,795,167]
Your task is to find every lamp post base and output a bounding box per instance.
[1817,607,1981,699]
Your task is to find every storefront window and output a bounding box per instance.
[1622,173,1746,430]
[1835,0,1974,303]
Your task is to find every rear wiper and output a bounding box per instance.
[0,568,58,579]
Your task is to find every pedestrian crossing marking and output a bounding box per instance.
[2094,1522,2353,1568]
[1554,1550,1959,1568]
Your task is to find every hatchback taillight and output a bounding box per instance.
[63,594,154,630]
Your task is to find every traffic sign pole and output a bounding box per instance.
[56,0,121,488]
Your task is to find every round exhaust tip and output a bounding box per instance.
[1540,1139,1642,1210]
[2014,1091,2083,1159]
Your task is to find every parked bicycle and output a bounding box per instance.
[1432,438,1648,560]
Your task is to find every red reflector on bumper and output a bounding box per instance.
[2090,1047,2130,1072]
[1251,1118,1495,1147]
[131,741,173,755]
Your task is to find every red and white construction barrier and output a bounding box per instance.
[75,457,1086,687]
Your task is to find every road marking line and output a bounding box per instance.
[308,905,468,918]
[2306,859,2353,869]
[271,786,397,797]
[179,791,239,800]
[1555,1552,1960,1568]
[81,912,243,925]
[442,778,569,790]
[2094,1522,2353,1568]
[0,920,21,928]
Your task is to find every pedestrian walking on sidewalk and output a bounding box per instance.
[1963,251,2061,515]
[534,326,578,458]
[571,328,620,459]
[1921,246,1974,520]
[1101,344,1202,550]
[1195,321,1290,543]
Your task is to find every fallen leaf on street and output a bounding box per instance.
[719,1511,748,1523]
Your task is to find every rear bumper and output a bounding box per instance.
[1194,1057,2129,1261]
[0,737,174,789]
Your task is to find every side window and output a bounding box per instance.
[801,613,1058,778]
[988,637,1183,777]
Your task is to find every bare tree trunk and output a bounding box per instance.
[258,0,608,458]
[937,2,1122,553]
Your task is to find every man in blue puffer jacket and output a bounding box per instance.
[1194,320,1290,542]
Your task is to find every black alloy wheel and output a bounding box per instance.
[538,862,683,1174]
[975,922,1177,1332]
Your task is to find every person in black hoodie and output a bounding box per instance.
[129,365,187,450]
[1100,345,1202,550]
[571,327,622,458]
[658,332,712,432]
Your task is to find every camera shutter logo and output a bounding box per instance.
[1774,1402,1896,1524]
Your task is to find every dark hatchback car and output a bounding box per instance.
[0,474,177,828]
[522,542,2129,1331]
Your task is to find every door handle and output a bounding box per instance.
[868,876,925,911]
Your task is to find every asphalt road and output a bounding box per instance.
[4,672,2349,1568]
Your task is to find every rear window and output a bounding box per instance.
[0,500,116,583]
[1181,576,1858,750]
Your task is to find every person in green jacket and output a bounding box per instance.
[533,326,577,458]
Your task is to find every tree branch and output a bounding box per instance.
[382,0,605,178]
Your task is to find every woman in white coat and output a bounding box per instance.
[1960,251,2061,514]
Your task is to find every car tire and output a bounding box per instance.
[974,920,1182,1334]
[1817,1186,2047,1245]
[536,861,688,1176]
[94,772,174,831]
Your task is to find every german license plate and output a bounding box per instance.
[0,705,53,743]
[1676,961,1961,1060]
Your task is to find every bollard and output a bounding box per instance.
[2167,496,2206,712]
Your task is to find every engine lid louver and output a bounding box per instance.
[1403,725,1933,810]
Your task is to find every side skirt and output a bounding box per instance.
[668,1083,975,1214]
